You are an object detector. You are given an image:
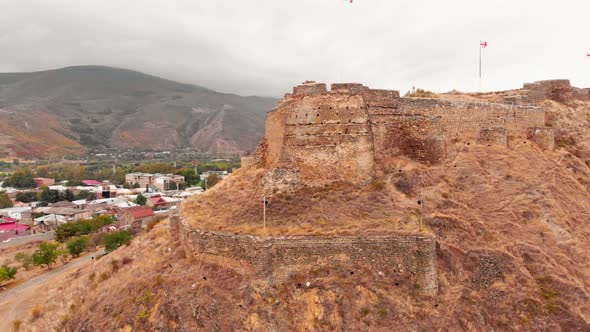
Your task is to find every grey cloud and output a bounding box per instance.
[1,0,588,97]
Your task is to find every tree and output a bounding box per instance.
[2,168,36,188]
[14,252,33,270]
[0,191,13,208]
[174,168,199,186]
[203,174,221,190]
[15,191,38,203]
[63,189,75,202]
[0,263,17,286]
[39,187,62,203]
[32,242,60,268]
[135,194,147,206]
[66,237,88,257]
[104,231,133,253]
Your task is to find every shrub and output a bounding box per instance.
[104,231,133,253]
[135,194,147,206]
[11,319,22,331]
[0,263,17,286]
[66,236,88,257]
[31,304,43,319]
[394,176,413,196]
[55,215,113,242]
[405,88,436,98]
[32,242,60,268]
[14,252,33,270]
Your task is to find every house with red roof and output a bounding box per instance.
[146,195,181,210]
[81,180,102,186]
[120,206,155,231]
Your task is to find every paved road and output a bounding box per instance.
[0,250,104,304]
[0,232,54,249]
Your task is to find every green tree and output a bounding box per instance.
[14,252,33,270]
[15,191,38,203]
[66,237,88,257]
[55,215,113,242]
[0,191,13,208]
[63,189,75,202]
[135,194,147,206]
[32,242,60,268]
[0,263,17,286]
[2,167,36,188]
[174,168,198,186]
[39,187,62,203]
[104,231,133,253]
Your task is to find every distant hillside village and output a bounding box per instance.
[0,169,230,243]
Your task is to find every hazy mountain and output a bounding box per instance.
[0,66,278,159]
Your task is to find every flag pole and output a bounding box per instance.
[479,40,482,92]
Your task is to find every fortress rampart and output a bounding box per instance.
[170,215,438,296]
[254,81,554,184]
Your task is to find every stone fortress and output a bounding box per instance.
[176,79,587,298]
[244,79,590,185]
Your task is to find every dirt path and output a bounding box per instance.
[0,251,104,331]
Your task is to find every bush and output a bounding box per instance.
[14,252,33,270]
[0,263,17,286]
[12,319,22,331]
[0,191,13,209]
[31,304,43,319]
[66,236,88,257]
[104,231,133,253]
[55,215,113,242]
[32,242,60,268]
[135,194,147,206]
[405,88,436,98]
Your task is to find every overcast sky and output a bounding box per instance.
[1,0,589,97]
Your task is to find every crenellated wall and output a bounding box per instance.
[170,215,438,296]
[250,81,552,184]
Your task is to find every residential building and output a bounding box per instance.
[125,173,185,191]
[120,206,155,231]
[33,178,55,187]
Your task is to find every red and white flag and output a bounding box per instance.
[586,51,590,58]
[480,41,488,48]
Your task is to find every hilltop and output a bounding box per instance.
[8,80,590,331]
[0,66,278,159]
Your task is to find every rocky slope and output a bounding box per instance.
[13,91,590,331]
[0,66,277,159]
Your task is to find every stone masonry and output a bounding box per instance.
[170,215,438,296]
[251,81,554,184]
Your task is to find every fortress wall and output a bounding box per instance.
[279,94,375,183]
[262,108,289,167]
[171,216,438,296]
[398,98,545,141]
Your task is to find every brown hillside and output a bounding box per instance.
[13,88,590,331]
[0,66,277,158]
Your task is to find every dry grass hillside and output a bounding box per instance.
[14,99,590,331]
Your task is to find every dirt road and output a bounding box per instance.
[0,251,103,330]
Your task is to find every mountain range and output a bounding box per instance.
[0,66,278,159]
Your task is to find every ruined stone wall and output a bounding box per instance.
[171,216,438,296]
[257,82,552,183]
[278,89,376,184]
[398,98,545,142]
[523,80,578,103]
